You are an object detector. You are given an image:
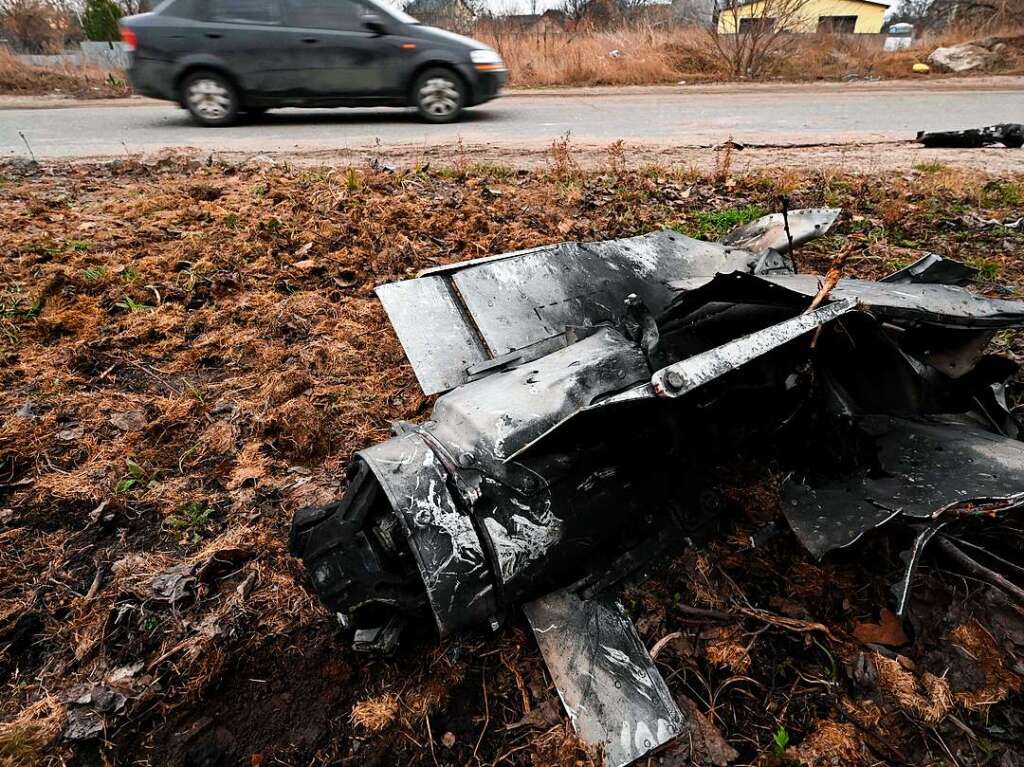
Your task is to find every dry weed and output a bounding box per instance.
[474,24,1024,87]
[949,619,1023,709]
[790,719,866,766]
[0,698,64,767]
[874,654,953,723]
[0,49,130,98]
[351,693,400,732]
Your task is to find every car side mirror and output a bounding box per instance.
[363,14,388,35]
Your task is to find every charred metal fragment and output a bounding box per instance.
[782,415,1024,612]
[290,215,1024,767]
[916,123,1024,148]
[882,253,979,286]
[524,589,685,767]
[718,207,840,254]
[376,212,839,395]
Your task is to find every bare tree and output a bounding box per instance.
[561,0,592,22]
[923,0,1022,30]
[0,0,75,52]
[711,0,815,77]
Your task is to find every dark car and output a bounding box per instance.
[119,0,508,126]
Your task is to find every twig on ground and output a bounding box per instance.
[936,536,1024,603]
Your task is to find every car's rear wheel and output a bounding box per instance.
[181,71,240,128]
[413,68,466,124]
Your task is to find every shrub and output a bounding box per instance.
[81,0,123,41]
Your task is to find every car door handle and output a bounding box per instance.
[205,32,222,39]
[301,37,319,43]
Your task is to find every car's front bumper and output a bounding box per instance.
[458,64,508,106]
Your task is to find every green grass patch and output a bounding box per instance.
[674,204,768,241]
[165,501,214,545]
[913,161,951,173]
[966,256,1003,281]
[81,266,108,283]
[982,181,1023,207]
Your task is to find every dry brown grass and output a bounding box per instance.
[874,655,954,723]
[475,23,1024,86]
[351,693,400,731]
[0,698,64,767]
[0,49,131,98]
[1,156,1023,766]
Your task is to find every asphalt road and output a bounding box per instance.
[3,78,1023,161]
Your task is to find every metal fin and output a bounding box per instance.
[719,208,841,254]
[524,589,685,767]
[881,253,979,286]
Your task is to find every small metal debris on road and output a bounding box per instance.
[290,209,1024,767]
[917,123,1024,148]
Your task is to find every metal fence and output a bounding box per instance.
[16,41,130,70]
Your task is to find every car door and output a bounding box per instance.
[279,0,398,99]
[200,0,294,99]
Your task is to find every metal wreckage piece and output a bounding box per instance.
[916,123,1024,149]
[289,208,1024,767]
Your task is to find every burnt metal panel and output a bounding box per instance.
[719,208,840,254]
[377,230,787,395]
[447,232,759,356]
[374,276,488,395]
[359,433,498,637]
[524,589,685,767]
[669,275,1024,329]
[428,327,650,464]
[783,415,1024,559]
[378,220,842,396]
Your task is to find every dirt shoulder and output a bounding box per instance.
[190,139,1024,176]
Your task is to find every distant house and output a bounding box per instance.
[502,9,569,32]
[672,0,718,26]
[404,0,477,30]
[717,0,890,33]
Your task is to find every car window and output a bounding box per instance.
[209,0,282,24]
[285,0,371,31]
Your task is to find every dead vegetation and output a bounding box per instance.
[476,24,1024,86]
[1,150,1023,766]
[0,49,130,98]
[3,25,1024,99]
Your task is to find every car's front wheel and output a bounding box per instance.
[413,68,466,124]
[181,71,240,128]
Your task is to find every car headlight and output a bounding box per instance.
[470,49,503,66]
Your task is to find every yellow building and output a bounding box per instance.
[718,0,889,34]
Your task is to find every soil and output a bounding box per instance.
[1,153,1023,767]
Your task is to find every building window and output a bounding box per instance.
[738,16,776,33]
[817,15,858,33]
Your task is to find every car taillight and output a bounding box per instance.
[120,27,138,51]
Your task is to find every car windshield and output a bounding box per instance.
[364,0,418,24]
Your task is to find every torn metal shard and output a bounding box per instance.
[783,415,1024,558]
[783,415,1024,613]
[881,253,979,286]
[524,589,686,767]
